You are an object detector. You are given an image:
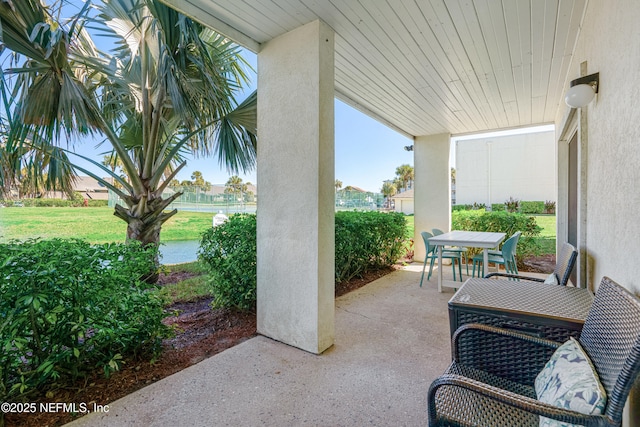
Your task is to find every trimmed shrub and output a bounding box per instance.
[199,214,257,311]
[491,203,506,212]
[198,212,408,308]
[0,239,168,403]
[520,201,545,214]
[452,210,541,265]
[452,204,470,212]
[335,211,406,283]
[1,196,108,208]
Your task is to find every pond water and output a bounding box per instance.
[159,240,200,265]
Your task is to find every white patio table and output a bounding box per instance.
[428,230,506,292]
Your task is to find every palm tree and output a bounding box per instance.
[0,0,257,256]
[0,77,76,199]
[224,175,248,209]
[335,179,342,192]
[381,181,397,210]
[381,181,397,198]
[395,164,414,192]
[191,171,205,187]
[225,175,246,197]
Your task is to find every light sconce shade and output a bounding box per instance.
[565,72,599,108]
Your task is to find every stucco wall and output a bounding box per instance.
[257,20,335,354]
[414,134,451,262]
[455,131,556,206]
[557,0,640,295]
[554,1,640,423]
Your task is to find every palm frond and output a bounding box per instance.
[214,90,257,174]
[1,0,104,145]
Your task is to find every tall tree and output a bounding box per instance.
[224,175,247,202]
[395,164,414,191]
[381,181,397,198]
[191,171,205,187]
[0,0,257,256]
[335,179,342,192]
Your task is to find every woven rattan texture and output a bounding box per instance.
[448,362,535,397]
[429,277,640,427]
[431,384,539,427]
[454,310,581,342]
[432,364,539,427]
[579,277,640,421]
[455,327,557,385]
[449,278,593,321]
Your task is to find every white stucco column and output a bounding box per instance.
[414,134,451,261]
[256,20,335,354]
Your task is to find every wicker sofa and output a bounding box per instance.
[428,276,640,426]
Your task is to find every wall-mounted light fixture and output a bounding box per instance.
[565,72,599,108]
[404,145,414,151]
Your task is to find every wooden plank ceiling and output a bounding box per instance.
[162,0,587,138]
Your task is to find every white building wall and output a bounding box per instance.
[395,198,414,215]
[554,1,640,423]
[455,131,556,206]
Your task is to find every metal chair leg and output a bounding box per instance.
[419,257,428,287]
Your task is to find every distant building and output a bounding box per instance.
[43,176,112,200]
[454,130,556,206]
[392,188,414,215]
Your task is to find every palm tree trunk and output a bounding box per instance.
[114,189,183,282]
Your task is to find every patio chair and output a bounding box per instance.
[471,231,521,277]
[485,242,578,286]
[427,276,640,427]
[432,228,469,275]
[419,231,463,287]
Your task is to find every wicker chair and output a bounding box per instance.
[484,242,578,287]
[428,276,640,426]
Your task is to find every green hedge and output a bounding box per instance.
[455,202,551,214]
[0,196,109,208]
[520,201,545,214]
[0,239,169,403]
[335,211,406,283]
[199,214,257,311]
[451,210,541,264]
[198,212,407,309]
[451,205,470,211]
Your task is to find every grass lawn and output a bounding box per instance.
[156,261,212,304]
[532,214,557,255]
[0,207,557,255]
[404,215,414,240]
[0,207,215,244]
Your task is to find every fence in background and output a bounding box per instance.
[108,186,256,214]
[108,188,385,214]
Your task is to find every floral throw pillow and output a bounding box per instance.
[535,337,607,427]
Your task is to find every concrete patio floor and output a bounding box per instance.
[65,264,485,426]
